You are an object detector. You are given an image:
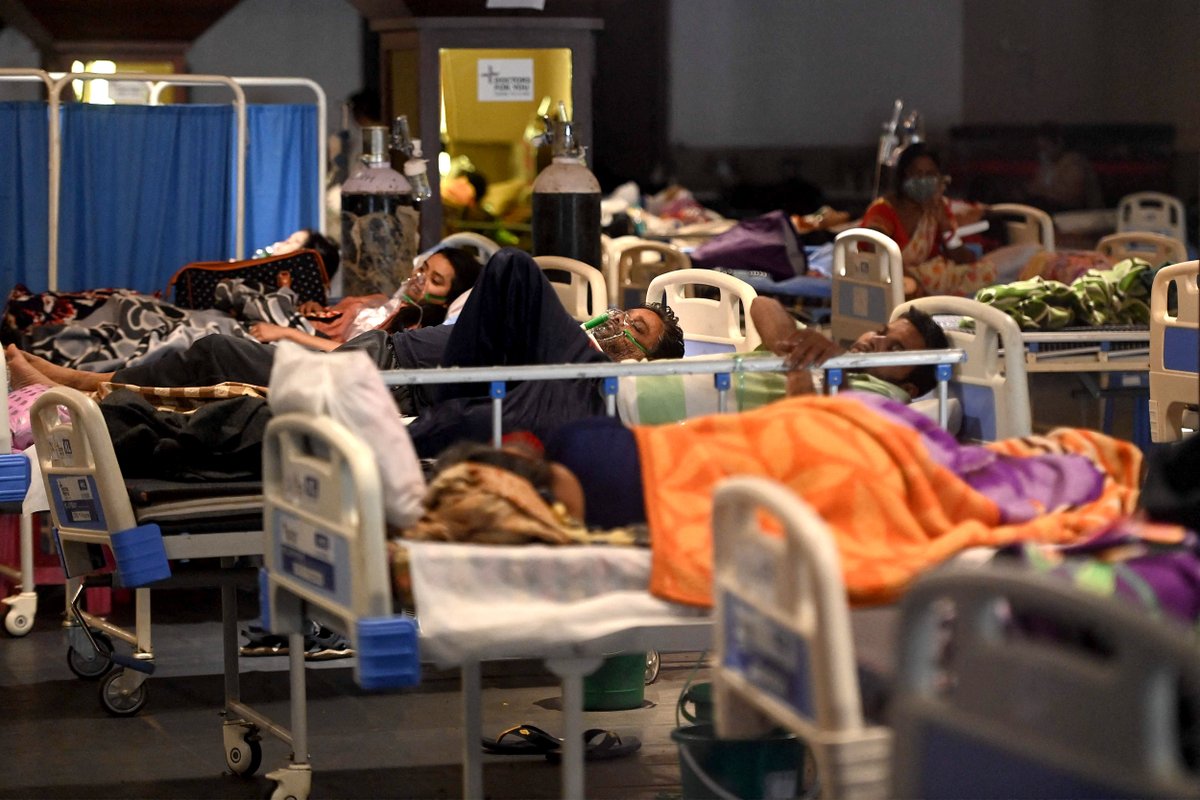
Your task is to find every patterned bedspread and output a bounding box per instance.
[2,281,313,371]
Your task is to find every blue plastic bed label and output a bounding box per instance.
[49,474,107,531]
[720,590,815,719]
[272,511,352,608]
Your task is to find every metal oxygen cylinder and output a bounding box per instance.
[339,122,417,296]
[531,102,602,270]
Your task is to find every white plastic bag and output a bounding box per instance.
[268,341,426,529]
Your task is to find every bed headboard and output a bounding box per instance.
[830,228,905,349]
[988,203,1056,252]
[260,412,419,690]
[894,296,1032,441]
[535,255,608,322]
[1149,260,1199,442]
[644,268,761,356]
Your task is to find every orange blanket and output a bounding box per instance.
[635,396,1141,607]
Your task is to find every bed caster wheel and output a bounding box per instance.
[99,668,148,716]
[645,649,661,685]
[266,763,311,800]
[227,736,263,777]
[4,603,34,637]
[68,631,114,680]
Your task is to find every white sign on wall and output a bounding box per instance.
[477,58,534,102]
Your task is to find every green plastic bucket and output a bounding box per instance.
[582,653,646,711]
[671,723,805,800]
[678,681,715,725]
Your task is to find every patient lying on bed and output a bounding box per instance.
[399,393,1142,613]
[5,248,688,466]
[750,295,949,402]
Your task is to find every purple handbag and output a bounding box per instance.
[689,210,807,281]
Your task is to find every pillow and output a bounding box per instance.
[617,353,786,425]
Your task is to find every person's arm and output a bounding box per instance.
[249,322,339,352]
[749,297,844,395]
[938,199,976,264]
[861,198,899,241]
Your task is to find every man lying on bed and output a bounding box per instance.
[5,249,686,461]
[750,295,949,403]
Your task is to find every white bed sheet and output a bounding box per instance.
[404,541,708,666]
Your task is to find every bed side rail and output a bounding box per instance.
[380,349,966,445]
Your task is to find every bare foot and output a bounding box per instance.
[4,344,56,390]
[8,346,111,391]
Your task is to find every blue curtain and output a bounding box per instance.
[0,102,49,291]
[59,104,235,293]
[242,104,320,252]
[5,103,320,294]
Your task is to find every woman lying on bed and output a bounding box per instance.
[246,245,483,349]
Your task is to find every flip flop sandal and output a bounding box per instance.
[481,724,563,755]
[545,729,642,763]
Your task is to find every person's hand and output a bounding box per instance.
[946,246,977,265]
[778,328,845,371]
[249,322,292,343]
[297,300,325,316]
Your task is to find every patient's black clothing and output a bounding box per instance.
[402,247,609,458]
[108,248,611,460]
[112,334,276,387]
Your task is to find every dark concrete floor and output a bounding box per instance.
[0,585,713,799]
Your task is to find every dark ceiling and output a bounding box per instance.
[1,0,606,49]
[0,0,241,46]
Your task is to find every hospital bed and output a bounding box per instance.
[830,228,906,350]
[895,296,1032,440]
[711,476,1200,799]
[615,293,1029,443]
[829,207,1058,353]
[255,347,967,800]
[27,386,266,735]
[611,240,692,308]
[10,341,965,796]
[1098,231,1188,267]
[437,231,502,264]
[0,358,36,636]
[989,202,1056,251]
[1148,260,1199,442]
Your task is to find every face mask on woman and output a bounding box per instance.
[902,175,942,203]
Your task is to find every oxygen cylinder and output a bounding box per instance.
[340,124,417,296]
[532,103,602,270]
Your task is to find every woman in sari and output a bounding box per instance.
[862,143,999,298]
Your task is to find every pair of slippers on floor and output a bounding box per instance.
[482,724,641,762]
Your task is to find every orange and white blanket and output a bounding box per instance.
[635,395,1141,607]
